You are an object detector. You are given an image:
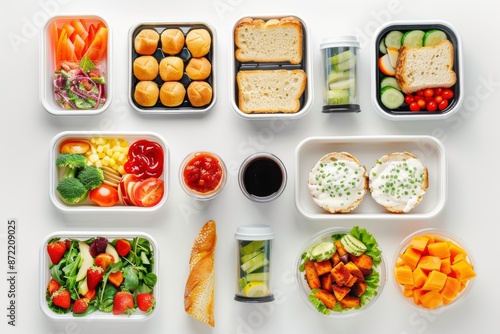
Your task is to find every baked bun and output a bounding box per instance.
[369,152,428,213]
[134,29,160,55]
[161,28,185,55]
[186,29,211,57]
[186,57,211,80]
[133,56,159,81]
[308,152,368,213]
[187,81,212,107]
[159,56,184,81]
[160,81,186,107]
[134,81,159,107]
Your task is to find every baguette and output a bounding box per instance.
[184,220,217,327]
[234,16,303,64]
[369,152,428,213]
[395,40,456,94]
[237,69,306,113]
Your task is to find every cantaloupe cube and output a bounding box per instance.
[402,246,422,270]
[439,276,460,301]
[417,256,441,271]
[451,260,476,282]
[428,241,451,259]
[422,270,447,291]
[440,257,452,275]
[419,289,443,309]
[395,265,414,285]
[409,236,429,252]
[412,267,428,289]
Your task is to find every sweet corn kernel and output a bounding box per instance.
[97,145,104,153]
[108,158,116,167]
[118,153,126,163]
[97,152,106,159]
[112,151,120,161]
[96,137,106,145]
[89,153,99,163]
[118,165,126,175]
[106,148,114,157]
[95,160,103,168]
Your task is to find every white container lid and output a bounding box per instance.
[320,36,360,49]
[235,225,275,240]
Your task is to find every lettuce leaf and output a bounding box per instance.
[307,289,330,315]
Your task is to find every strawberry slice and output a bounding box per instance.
[47,278,60,296]
[115,239,131,257]
[52,288,71,309]
[47,240,67,265]
[86,266,104,290]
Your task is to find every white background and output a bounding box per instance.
[1,0,499,333]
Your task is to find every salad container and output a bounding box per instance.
[371,20,463,120]
[40,231,159,321]
[49,131,169,213]
[128,22,216,114]
[295,226,386,318]
[40,15,112,116]
[393,228,476,312]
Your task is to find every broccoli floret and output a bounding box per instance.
[77,165,104,190]
[56,178,88,204]
[56,154,87,178]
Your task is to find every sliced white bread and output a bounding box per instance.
[234,17,303,64]
[237,69,306,113]
[308,152,368,213]
[369,152,428,213]
[395,40,456,94]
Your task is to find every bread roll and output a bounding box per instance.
[159,56,184,81]
[161,28,185,55]
[184,220,216,327]
[134,29,160,55]
[185,57,211,80]
[187,81,212,107]
[133,56,159,81]
[134,81,159,107]
[160,81,186,107]
[186,29,211,57]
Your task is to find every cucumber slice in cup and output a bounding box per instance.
[380,86,404,110]
[423,29,448,47]
[402,30,425,48]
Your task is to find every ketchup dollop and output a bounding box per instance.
[124,140,164,180]
[183,152,223,194]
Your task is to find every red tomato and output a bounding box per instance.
[434,95,444,104]
[417,99,427,109]
[426,101,437,112]
[439,99,449,111]
[416,90,425,97]
[435,88,443,96]
[404,95,414,104]
[89,184,119,207]
[409,102,420,112]
[423,89,434,97]
[442,89,454,100]
[134,178,164,207]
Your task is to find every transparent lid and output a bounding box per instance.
[235,225,275,240]
[320,36,360,49]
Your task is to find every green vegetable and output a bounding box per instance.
[308,289,330,315]
[56,178,89,204]
[56,153,87,178]
[77,165,104,191]
[380,86,404,110]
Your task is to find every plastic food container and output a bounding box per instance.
[295,226,386,318]
[40,15,112,116]
[295,135,446,219]
[128,22,216,114]
[238,152,287,202]
[230,15,313,119]
[393,228,476,312]
[320,36,360,113]
[179,151,226,200]
[371,20,463,120]
[49,131,169,213]
[235,225,275,303]
[40,231,159,321]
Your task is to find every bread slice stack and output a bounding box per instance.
[395,40,456,94]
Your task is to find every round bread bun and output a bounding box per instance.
[185,57,211,80]
[134,29,160,55]
[159,56,184,81]
[308,152,368,213]
[161,28,185,55]
[186,29,211,57]
[187,81,212,107]
[160,81,186,107]
[134,81,159,107]
[133,56,159,81]
[369,152,428,213]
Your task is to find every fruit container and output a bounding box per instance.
[40,231,159,321]
[179,151,227,200]
[49,131,169,213]
[235,225,275,303]
[393,228,476,312]
[295,135,447,220]
[295,226,386,318]
[40,15,112,116]
[230,15,313,120]
[128,22,216,114]
[371,20,463,120]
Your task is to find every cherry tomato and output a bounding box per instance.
[439,99,449,111]
[426,101,437,112]
[442,89,454,100]
[404,95,414,105]
[434,95,444,104]
[416,90,425,97]
[435,88,443,96]
[134,178,164,207]
[423,88,434,97]
[409,102,420,112]
[425,96,434,103]
[417,99,427,109]
[89,184,119,207]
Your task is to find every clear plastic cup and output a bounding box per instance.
[320,36,360,113]
[235,225,275,303]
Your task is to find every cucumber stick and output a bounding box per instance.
[241,252,265,272]
[240,240,264,256]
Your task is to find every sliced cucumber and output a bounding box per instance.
[246,272,270,282]
[327,89,350,105]
[311,241,336,262]
[329,50,353,65]
[240,240,264,256]
[402,30,425,48]
[246,258,270,274]
[328,70,351,84]
[379,39,387,54]
[334,55,357,71]
[340,234,367,256]
[423,29,447,47]
[329,78,355,91]
[384,30,403,50]
[239,277,248,290]
[241,252,265,272]
[241,250,262,264]
[380,86,404,109]
[380,77,401,91]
